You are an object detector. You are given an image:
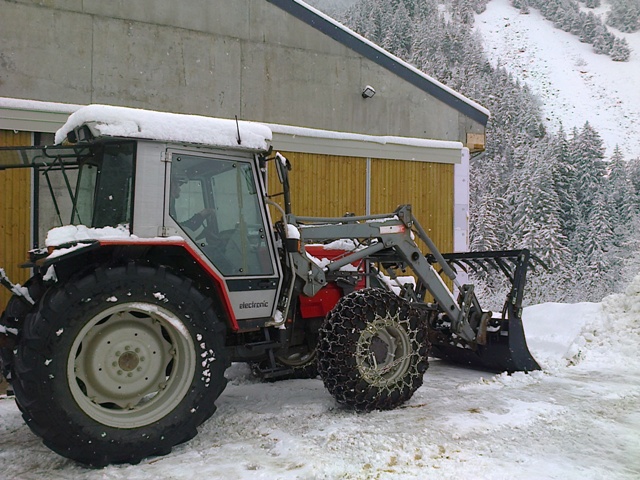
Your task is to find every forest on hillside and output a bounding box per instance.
[338,0,640,304]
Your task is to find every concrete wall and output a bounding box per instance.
[0,0,484,143]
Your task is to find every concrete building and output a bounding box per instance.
[0,0,488,308]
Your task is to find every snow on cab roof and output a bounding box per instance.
[54,105,273,151]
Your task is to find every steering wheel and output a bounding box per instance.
[195,211,221,246]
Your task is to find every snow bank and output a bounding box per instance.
[522,302,602,370]
[522,273,640,371]
[55,105,272,151]
[566,273,640,370]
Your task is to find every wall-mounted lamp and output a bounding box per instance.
[361,85,376,99]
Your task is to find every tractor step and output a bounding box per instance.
[244,340,282,351]
[254,365,298,380]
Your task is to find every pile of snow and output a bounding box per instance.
[476,0,640,158]
[567,274,640,369]
[55,105,273,151]
[523,272,640,372]
[522,301,602,370]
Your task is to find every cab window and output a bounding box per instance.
[169,154,273,276]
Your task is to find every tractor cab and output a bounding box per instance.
[0,107,284,330]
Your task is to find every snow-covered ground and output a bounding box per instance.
[475,0,640,159]
[1,276,639,479]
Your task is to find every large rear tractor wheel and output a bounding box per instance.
[0,277,46,381]
[317,288,429,412]
[12,264,228,467]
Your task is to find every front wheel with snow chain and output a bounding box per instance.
[316,288,429,412]
[12,264,229,467]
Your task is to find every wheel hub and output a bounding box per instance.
[118,350,140,372]
[356,313,412,387]
[68,302,195,428]
[369,336,391,365]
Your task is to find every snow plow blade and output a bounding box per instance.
[426,249,545,373]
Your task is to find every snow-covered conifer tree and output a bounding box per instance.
[592,25,613,55]
[607,146,636,228]
[580,190,617,297]
[580,11,599,43]
[511,146,570,267]
[607,0,640,33]
[570,122,607,223]
[382,3,413,58]
[611,37,631,62]
[550,125,579,243]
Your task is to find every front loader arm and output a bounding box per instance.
[285,205,478,342]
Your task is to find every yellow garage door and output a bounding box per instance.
[370,158,454,253]
[267,151,453,253]
[267,151,367,219]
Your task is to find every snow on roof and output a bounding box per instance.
[0,96,81,114]
[1,97,462,154]
[54,105,273,151]
[282,0,490,120]
[269,123,463,150]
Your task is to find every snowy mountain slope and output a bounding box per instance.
[475,0,640,159]
[1,279,639,479]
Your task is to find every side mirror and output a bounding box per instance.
[275,152,291,185]
[273,152,292,215]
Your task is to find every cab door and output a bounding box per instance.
[164,148,282,327]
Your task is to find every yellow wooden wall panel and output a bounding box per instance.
[266,152,453,255]
[0,130,32,311]
[267,151,367,220]
[370,159,454,254]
